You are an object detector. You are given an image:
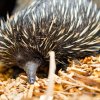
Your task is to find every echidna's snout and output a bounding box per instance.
[23,61,39,84]
[28,76,36,84]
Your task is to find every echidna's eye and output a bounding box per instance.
[17,59,24,65]
[16,55,25,66]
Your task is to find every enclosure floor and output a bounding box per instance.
[0,55,100,100]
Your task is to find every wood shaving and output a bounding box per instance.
[0,55,100,100]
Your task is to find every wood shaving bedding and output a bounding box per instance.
[0,55,100,100]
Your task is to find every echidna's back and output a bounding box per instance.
[24,0,99,58]
[0,0,100,64]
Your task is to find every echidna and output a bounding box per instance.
[0,0,100,84]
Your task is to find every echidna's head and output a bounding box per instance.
[14,48,44,84]
[0,40,44,84]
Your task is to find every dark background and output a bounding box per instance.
[0,0,99,20]
[0,0,16,19]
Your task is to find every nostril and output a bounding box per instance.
[29,77,36,84]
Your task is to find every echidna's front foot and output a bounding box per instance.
[12,66,23,79]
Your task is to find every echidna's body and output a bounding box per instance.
[0,0,100,83]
